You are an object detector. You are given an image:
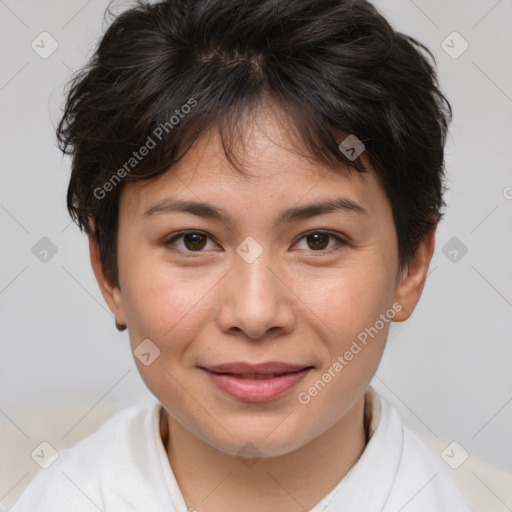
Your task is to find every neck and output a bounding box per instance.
[160,394,369,512]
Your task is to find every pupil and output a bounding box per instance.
[308,233,328,250]
[184,233,206,251]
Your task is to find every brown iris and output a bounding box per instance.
[306,233,330,250]
[183,233,208,251]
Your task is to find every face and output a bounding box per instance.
[92,105,433,458]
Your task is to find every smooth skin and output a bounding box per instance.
[90,102,435,512]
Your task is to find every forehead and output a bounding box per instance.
[119,104,388,221]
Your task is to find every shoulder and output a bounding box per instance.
[380,395,471,512]
[8,402,159,512]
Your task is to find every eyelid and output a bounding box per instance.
[163,229,350,255]
[291,229,350,254]
[164,230,220,256]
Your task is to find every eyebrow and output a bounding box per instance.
[143,196,369,224]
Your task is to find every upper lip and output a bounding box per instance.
[200,362,313,376]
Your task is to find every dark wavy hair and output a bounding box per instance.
[57,0,452,288]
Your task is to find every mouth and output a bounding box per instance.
[199,362,314,402]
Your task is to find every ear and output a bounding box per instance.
[88,233,126,327]
[392,226,436,322]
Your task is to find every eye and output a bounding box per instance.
[293,231,348,254]
[164,231,218,254]
[163,230,348,256]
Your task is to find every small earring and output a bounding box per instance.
[115,319,127,331]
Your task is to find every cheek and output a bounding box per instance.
[120,252,220,351]
[293,266,395,414]
[306,261,395,338]
[120,259,213,403]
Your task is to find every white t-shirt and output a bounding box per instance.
[9,388,471,512]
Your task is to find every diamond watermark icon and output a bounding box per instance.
[441,31,468,59]
[236,237,263,264]
[441,441,469,469]
[237,442,262,468]
[134,338,161,366]
[338,134,365,161]
[32,237,58,263]
[442,236,468,263]
[31,441,59,469]
[31,31,59,59]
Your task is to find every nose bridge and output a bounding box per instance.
[216,238,295,339]
[236,245,276,304]
[233,236,275,298]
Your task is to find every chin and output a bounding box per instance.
[202,420,312,460]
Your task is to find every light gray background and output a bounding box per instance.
[1,0,511,506]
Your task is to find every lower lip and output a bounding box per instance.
[203,368,312,402]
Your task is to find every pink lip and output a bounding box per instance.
[200,362,314,402]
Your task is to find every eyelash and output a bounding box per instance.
[163,230,349,256]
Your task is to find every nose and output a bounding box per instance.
[215,248,296,341]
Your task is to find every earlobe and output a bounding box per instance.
[392,227,436,322]
[88,234,126,327]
